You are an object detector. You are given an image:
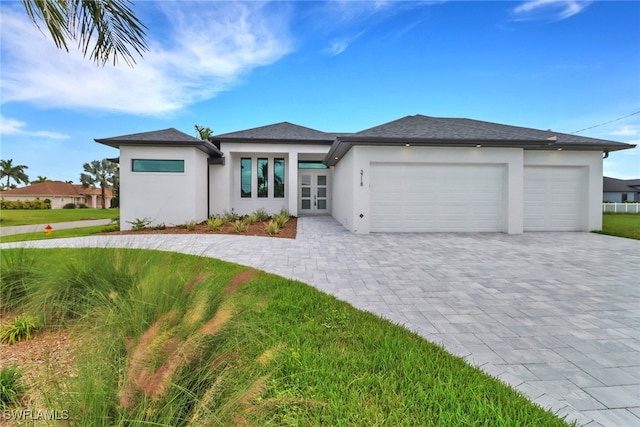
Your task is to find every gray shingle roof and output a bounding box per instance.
[96,128,202,143]
[215,122,336,142]
[353,114,627,145]
[603,177,640,192]
[324,114,635,166]
[95,128,222,156]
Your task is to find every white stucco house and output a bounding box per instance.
[96,114,634,233]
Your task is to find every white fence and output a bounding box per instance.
[603,203,640,214]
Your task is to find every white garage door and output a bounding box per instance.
[370,163,504,232]
[524,166,585,231]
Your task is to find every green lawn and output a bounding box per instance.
[596,213,640,240]
[0,208,119,227]
[0,224,118,243]
[0,248,574,426]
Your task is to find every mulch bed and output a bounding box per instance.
[100,217,297,239]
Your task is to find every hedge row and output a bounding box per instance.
[0,199,51,210]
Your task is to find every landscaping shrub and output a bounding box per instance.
[0,199,51,210]
[127,217,152,231]
[266,219,280,235]
[63,203,77,209]
[252,208,270,222]
[0,315,41,344]
[0,249,40,313]
[207,216,227,230]
[233,220,245,233]
[0,365,25,409]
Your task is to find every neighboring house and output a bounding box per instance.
[603,177,640,202]
[95,114,635,233]
[0,180,114,209]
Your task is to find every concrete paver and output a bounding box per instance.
[2,216,639,426]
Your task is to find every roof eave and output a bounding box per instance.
[94,138,223,157]
[324,138,635,166]
[213,137,334,145]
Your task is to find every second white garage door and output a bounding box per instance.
[370,163,504,232]
[524,166,586,231]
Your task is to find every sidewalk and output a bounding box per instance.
[0,219,112,237]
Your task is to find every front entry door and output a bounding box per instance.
[299,170,330,214]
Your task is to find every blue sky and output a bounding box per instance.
[1,0,639,183]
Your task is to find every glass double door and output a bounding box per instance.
[299,170,330,214]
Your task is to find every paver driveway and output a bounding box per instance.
[2,216,639,426]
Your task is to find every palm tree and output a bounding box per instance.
[0,159,30,189]
[22,0,148,66]
[194,125,213,140]
[80,159,118,209]
[33,176,50,183]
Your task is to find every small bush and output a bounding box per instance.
[127,218,152,231]
[78,204,88,209]
[0,315,41,345]
[207,216,226,230]
[185,220,197,231]
[0,199,50,210]
[0,365,26,409]
[266,220,280,235]
[274,211,290,228]
[222,211,239,222]
[244,214,258,226]
[253,208,270,222]
[233,220,245,233]
[63,203,77,209]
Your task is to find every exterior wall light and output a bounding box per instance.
[476,144,482,148]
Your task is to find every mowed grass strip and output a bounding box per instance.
[1,248,575,426]
[0,224,118,243]
[0,208,119,227]
[596,213,640,240]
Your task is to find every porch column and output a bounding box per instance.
[288,152,298,216]
[91,194,98,208]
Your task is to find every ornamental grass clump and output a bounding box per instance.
[207,216,227,230]
[252,208,270,222]
[266,220,280,235]
[0,315,41,344]
[0,365,26,409]
[233,220,245,233]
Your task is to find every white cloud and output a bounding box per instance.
[0,3,292,116]
[326,31,365,56]
[513,0,592,21]
[0,115,70,139]
[610,125,640,138]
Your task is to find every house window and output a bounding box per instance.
[241,158,252,198]
[274,158,285,198]
[132,159,184,173]
[257,158,268,198]
[298,161,327,169]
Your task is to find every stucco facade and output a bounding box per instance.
[95,116,633,232]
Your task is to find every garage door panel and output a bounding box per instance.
[371,163,504,232]
[524,166,585,231]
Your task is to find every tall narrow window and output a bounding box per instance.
[241,158,251,198]
[274,158,285,198]
[257,158,268,198]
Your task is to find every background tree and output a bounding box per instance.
[0,159,30,190]
[22,0,148,66]
[33,176,51,183]
[80,159,118,209]
[195,125,213,140]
